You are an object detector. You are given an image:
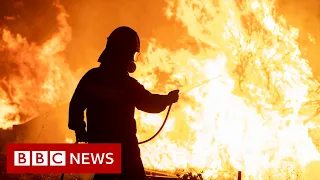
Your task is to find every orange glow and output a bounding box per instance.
[131,0,320,179]
[65,137,74,144]
[1,0,320,179]
[0,2,77,130]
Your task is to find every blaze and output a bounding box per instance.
[65,137,75,144]
[0,2,76,129]
[132,0,320,179]
[1,0,320,179]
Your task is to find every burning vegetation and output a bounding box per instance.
[0,1,76,129]
[1,0,320,179]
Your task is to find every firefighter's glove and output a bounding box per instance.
[167,90,179,105]
[75,129,88,143]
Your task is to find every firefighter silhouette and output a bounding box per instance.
[68,26,179,180]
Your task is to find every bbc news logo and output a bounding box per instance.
[13,151,114,166]
[14,150,67,166]
[6,143,121,173]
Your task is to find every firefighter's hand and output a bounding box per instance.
[75,129,88,143]
[167,90,179,104]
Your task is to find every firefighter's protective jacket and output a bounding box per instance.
[68,67,170,144]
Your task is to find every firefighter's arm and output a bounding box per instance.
[68,74,88,132]
[132,79,179,113]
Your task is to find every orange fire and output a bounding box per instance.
[132,0,320,179]
[65,137,74,144]
[0,2,77,129]
[1,0,320,179]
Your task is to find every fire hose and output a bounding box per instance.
[138,104,172,144]
[138,75,221,144]
[60,76,220,180]
[60,105,172,180]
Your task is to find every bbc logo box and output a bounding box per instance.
[6,143,121,174]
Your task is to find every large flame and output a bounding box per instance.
[1,0,320,179]
[0,2,76,129]
[132,0,320,179]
